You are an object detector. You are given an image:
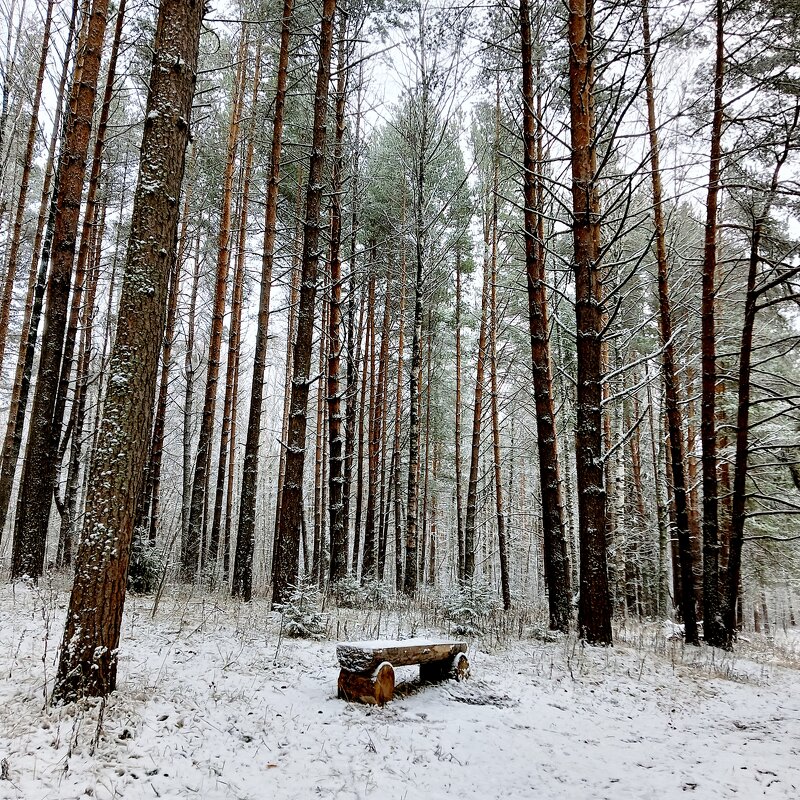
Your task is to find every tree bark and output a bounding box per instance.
[52,0,204,701]
[272,0,337,607]
[11,0,112,579]
[567,0,612,644]
[641,0,698,643]
[520,0,571,629]
[232,0,294,599]
[0,0,54,375]
[0,0,79,541]
[184,32,247,580]
[700,0,726,646]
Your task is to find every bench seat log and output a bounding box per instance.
[336,639,467,673]
[336,639,469,703]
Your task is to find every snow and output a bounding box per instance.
[1,583,799,799]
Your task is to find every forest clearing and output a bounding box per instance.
[1,583,799,800]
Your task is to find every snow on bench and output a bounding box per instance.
[336,638,470,705]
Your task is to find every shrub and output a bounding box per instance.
[440,579,499,636]
[127,532,164,595]
[277,578,327,639]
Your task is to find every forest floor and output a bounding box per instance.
[0,581,799,800]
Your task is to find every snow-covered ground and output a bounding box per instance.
[1,582,799,800]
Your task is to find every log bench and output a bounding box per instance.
[336,639,470,704]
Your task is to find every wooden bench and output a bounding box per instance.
[336,638,470,704]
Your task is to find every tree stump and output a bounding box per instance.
[338,661,395,705]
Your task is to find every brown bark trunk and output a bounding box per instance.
[232,0,294,599]
[52,0,204,701]
[363,272,390,582]
[0,0,54,375]
[183,33,247,580]
[272,0,337,607]
[568,0,612,644]
[487,102,510,610]
[391,243,406,591]
[12,0,112,579]
[699,0,726,646]
[0,0,79,540]
[454,241,465,583]
[521,0,571,628]
[327,11,349,585]
[211,41,259,582]
[724,117,795,646]
[464,220,490,584]
[641,0,698,643]
[56,202,104,567]
[181,230,202,547]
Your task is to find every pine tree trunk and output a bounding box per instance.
[641,0,698,642]
[464,223,490,584]
[0,0,78,541]
[12,0,112,580]
[699,0,726,646]
[391,244,406,591]
[181,231,202,548]
[52,0,204,701]
[271,0,337,607]
[272,181,305,572]
[0,0,54,375]
[327,11,349,585]
[231,0,294,597]
[363,274,390,583]
[352,284,370,576]
[454,242,465,583]
[183,34,247,581]
[567,0,612,644]
[142,169,193,546]
[312,296,329,581]
[487,104,510,611]
[520,0,571,629]
[724,119,794,646]
[56,203,104,567]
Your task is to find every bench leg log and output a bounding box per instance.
[420,652,471,683]
[338,661,395,705]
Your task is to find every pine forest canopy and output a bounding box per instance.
[0,0,796,699]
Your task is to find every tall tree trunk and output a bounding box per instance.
[487,98,510,611]
[352,283,370,576]
[232,0,294,599]
[272,177,305,570]
[391,243,406,590]
[184,33,247,580]
[52,0,204,701]
[567,0,612,644]
[12,0,112,580]
[0,0,78,541]
[521,0,571,629]
[327,9,349,585]
[181,230,202,550]
[700,0,726,646]
[211,43,259,582]
[272,0,337,607]
[0,0,54,374]
[464,222,491,583]
[454,241,465,583]
[312,295,329,581]
[142,166,193,546]
[641,0,698,644]
[363,273,390,582]
[56,201,104,567]
[724,115,795,647]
